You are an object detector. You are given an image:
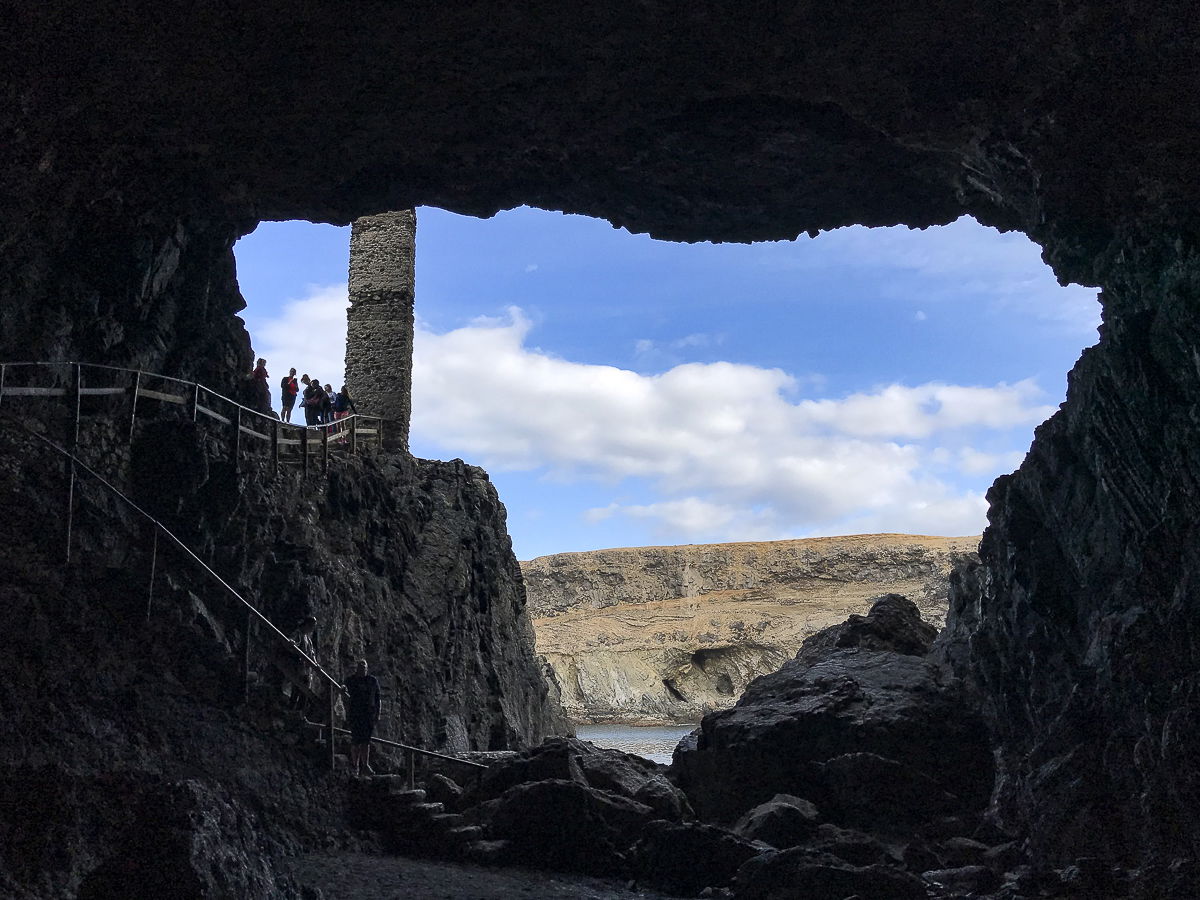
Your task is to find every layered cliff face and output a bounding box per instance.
[937,239,1200,867]
[525,535,977,723]
[5,0,1200,880]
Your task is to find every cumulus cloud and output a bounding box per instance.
[243,283,349,389]
[244,289,1042,543]
[411,307,1051,541]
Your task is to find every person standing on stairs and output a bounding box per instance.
[280,368,299,423]
[344,659,381,776]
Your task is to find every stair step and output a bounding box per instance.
[430,812,465,829]
[389,788,427,803]
[445,825,484,844]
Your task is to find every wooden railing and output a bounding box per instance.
[0,361,386,479]
[0,372,490,778]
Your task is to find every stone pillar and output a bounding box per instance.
[345,209,416,450]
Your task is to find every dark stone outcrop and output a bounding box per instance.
[0,410,567,895]
[630,820,761,897]
[483,779,653,876]
[731,795,822,849]
[673,595,993,829]
[465,737,690,822]
[4,0,1200,884]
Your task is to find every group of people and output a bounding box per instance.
[252,359,357,426]
[280,615,383,777]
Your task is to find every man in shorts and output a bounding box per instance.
[344,659,381,776]
[280,367,299,423]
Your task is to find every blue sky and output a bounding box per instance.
[236,207,1100,561]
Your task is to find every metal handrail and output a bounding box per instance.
[0,406,344,689]
[0,359,385,439]
[313,722,489,770]
[0,407,474,774]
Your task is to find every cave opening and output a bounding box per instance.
[234,206,1100,565]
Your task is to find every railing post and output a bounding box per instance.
[191,383,199,423]
[243,606,253,703]
[407,748,415,790]
[231,407,241,471]
[271,420,279,475]
[301,427,309,478]
[322,425,329,475]
[72,363,82,449]
[145,527,159,621]
[64,457,75,564]
[0,363,6,410]
[378,418,385,450]
[349,416,357,455]
[128,370,141,443]
[327,680,337,772]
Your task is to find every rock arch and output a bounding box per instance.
[4,0,1199,869]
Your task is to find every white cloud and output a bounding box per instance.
[915,310,927,321]
[412,308,1050,541]
[244,283,349,392]
[766,217,1101,336]
[525,263,539,273]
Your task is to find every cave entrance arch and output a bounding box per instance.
[235,207,1099,566]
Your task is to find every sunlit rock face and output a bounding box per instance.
[524,535,977,724]
[3,0,1200,881]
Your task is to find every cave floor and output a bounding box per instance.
[287,853,675,899]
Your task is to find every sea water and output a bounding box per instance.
[574,723,697,764]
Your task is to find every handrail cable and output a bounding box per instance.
[0,406,340,687]
[0,407,485,773]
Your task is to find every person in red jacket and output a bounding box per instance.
[280,367,299,423]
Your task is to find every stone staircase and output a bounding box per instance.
[348,777,488,859]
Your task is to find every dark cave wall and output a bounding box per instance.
[3,0,1200,877]
[939,227,1200,865]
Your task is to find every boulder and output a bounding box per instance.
[731,795,821,849]
[673,596,993,829]
[631,820,762,897]
[425,774,464,812]
[820,751,962,831]
[468,736,690,820]
[734,847,927,900]
[807,823,903,868]
[797,594,939,663]
[482,779,655,876]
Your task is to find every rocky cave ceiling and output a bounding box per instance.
[6,1,1197,268]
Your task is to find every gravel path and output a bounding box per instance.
[287,853,677,900]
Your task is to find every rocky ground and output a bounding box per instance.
[524,536,978,723]
[287,853,671,900]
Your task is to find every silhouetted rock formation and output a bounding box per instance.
[673,596,993,831]
[4,0,1200,889]
[0,410,568,896]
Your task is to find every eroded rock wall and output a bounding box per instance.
[938,233,1200,867]
[524,535,977,723]
[0,400,568,895]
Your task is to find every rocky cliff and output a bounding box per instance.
[524,535,977,723]
[5,0,1200,886]
[0,396,568,896]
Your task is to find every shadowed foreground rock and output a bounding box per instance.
[673,595,993,830]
